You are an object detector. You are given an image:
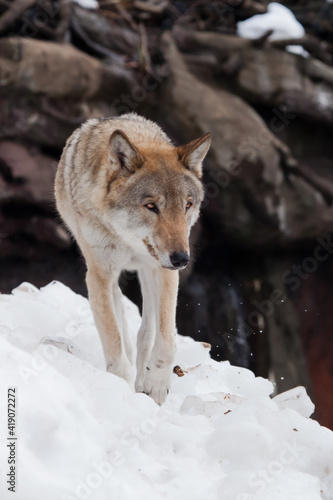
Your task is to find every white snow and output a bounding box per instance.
[72,0,98,10]
[237,3,305,40]
[237,3,309,57]
[0,281,333,500]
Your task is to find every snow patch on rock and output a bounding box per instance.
[237,3,309,57]
[237,3,305,40]
[72,0,98,10]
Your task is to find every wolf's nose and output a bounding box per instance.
[170,251,190,269]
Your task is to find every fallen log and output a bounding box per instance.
[0,36,134,99]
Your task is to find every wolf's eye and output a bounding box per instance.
[186,201,193,211]
[145,202,159,214]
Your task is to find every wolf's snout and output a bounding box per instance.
[170,251,190,269]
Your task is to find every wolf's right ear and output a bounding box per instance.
[109,130,143,174]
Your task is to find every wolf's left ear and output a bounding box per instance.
[109,130,143,174]
[177,133,211,178]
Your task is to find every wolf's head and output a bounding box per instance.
[103,129,211,270]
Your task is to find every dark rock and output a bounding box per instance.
[0,140,70,257]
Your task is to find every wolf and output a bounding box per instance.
[54,113,211,404]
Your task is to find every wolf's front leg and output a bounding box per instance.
[86,265,133,387]
[135,268,159,394]
[142,268,179,405]
[113,283,133,366]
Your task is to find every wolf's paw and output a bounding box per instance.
[107,357,134,390]
[134,376,145,395]
[142,363,172,405]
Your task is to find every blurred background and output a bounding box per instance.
[1,0,333,429]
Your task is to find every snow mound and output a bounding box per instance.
[0,281,333,500]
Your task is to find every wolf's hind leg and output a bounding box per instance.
[86,265,133,387]
[143,268,178,405]
[135,268,158,393]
